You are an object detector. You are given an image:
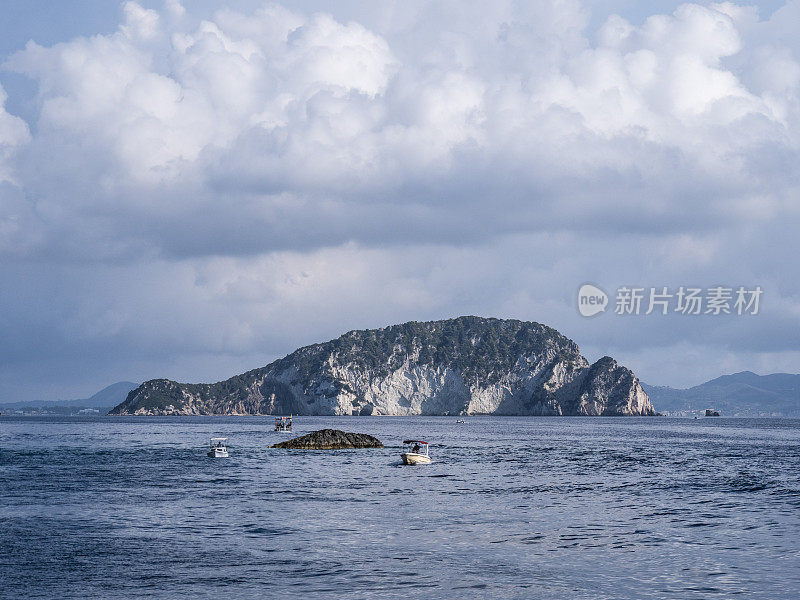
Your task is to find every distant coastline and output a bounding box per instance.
[643,372,800,418]
[0,382,137,416]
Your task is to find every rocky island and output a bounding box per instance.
[110,316,654,416]
[271,429,383,449]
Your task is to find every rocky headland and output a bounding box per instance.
[110,316,654,416]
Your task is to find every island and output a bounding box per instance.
[109,316,655,417]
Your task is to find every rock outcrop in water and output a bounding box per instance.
[109,316,654,416]
[271,429,383,449]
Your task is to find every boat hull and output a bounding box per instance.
[401,452,431,465]
[207,449,229,458]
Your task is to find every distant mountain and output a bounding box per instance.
[0,382,139,414]
[643,372,800,417]
[111,317,654,416]
[83,382,140,409]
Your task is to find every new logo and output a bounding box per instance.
[578,283,608,317]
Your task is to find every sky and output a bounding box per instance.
[1,0,799,402]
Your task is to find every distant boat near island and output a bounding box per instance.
[274,415,293,431]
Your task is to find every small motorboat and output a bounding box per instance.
[274,415,293,432]
[401,440,431,465]
[207,437,229,458]
[456,419,466,423]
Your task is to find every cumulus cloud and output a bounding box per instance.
[121,1,161,41]
[0,1,799,400]
[4,1,798,257]
[0,84,29,183]
[164,0,186,19]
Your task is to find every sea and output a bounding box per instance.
[1,416,799,599]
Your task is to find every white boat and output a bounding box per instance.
[207,437,229,458]
[401,440,431,465]
[274,415,293,432]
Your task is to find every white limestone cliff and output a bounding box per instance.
[111,317,655,416]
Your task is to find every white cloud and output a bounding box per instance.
[4,2,796,219]
[0,84,29,183]
[164,0,185,19]
[121,1,161,41]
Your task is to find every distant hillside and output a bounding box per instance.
[0,382,138,414]
[644,372,800,417]
[111,316,654,416]
[83,382,140,409]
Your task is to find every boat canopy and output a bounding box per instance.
[210,437,228,442]
[403,440,427,445]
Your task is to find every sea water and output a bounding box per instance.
[1,416,799,599]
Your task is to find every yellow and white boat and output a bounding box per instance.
[274,415,293,432]
[401,440,431,465]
